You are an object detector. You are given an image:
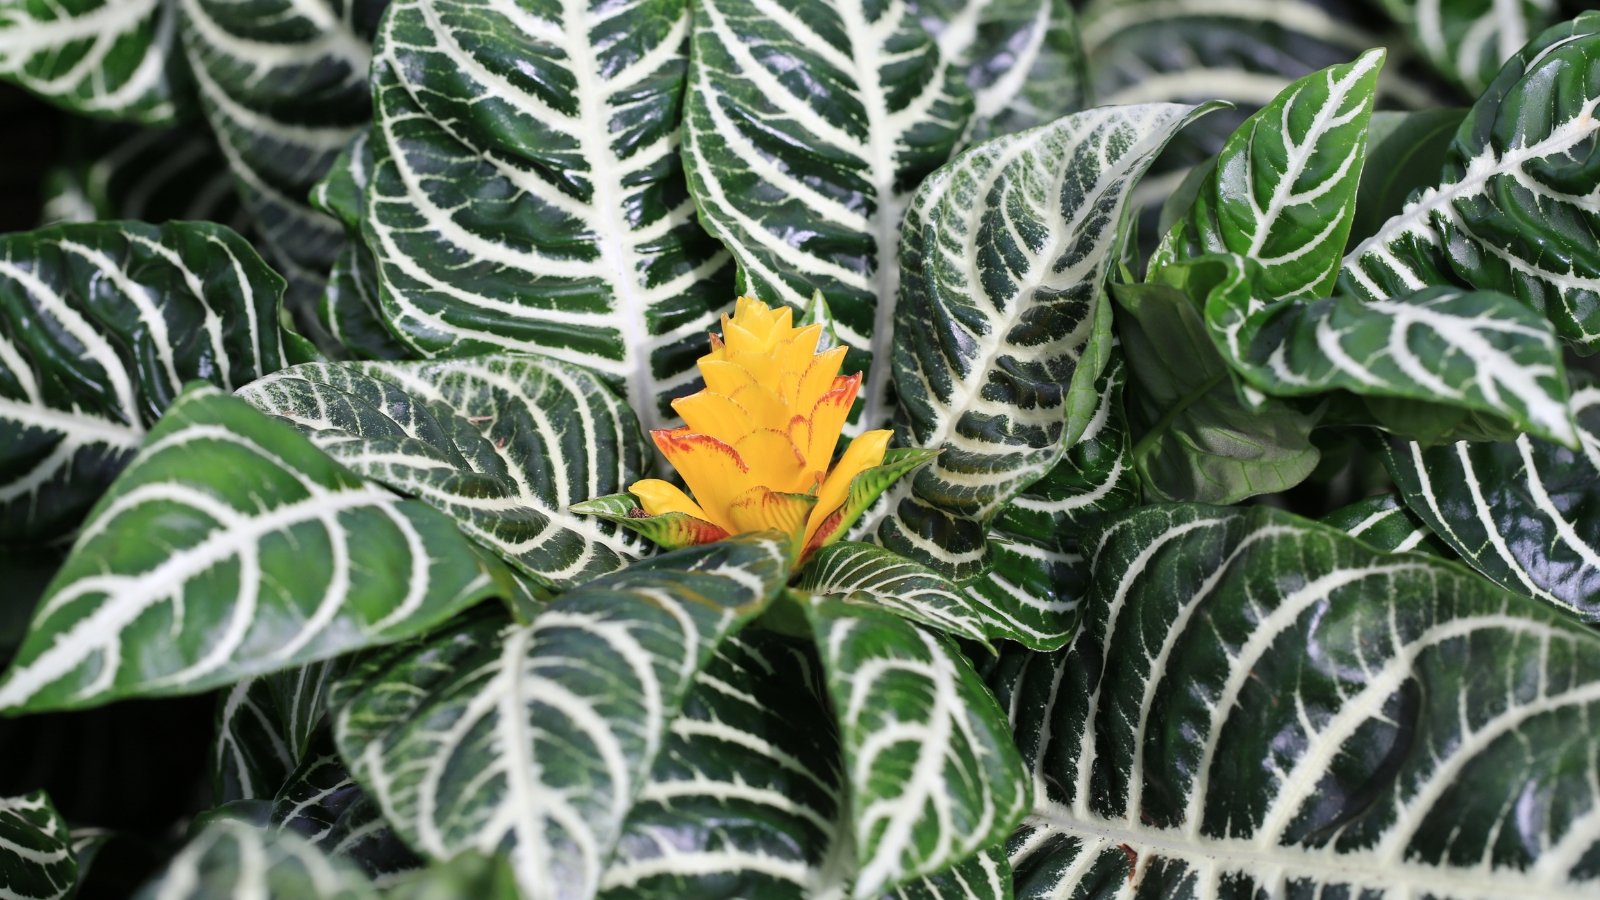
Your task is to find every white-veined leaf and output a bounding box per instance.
[1152,50,1384,302]
[1378,0,1563,95]
[133,819,375,899]
[683,0,973,429]
[39,121,244,227]
[805,600,1029,898]
[598,632,846,899]
[0,0,189,124]
[1341,13,1600,349]
[873,102,1211,580]
[961,356,1139,652]
[0,220,288,541]
[0,386,508,713]
[213,660,344,804]
[0,792,75,900]
[271,750,423,885]
[360,0,732,430]
[239,356,648,589]
[797,542,995,646]
[886,846,1011,900]
[309,132,408,362]
[999,503,1600,899]
[178,0,383,310]
[1320,491,1446,556]
[1379,382,1600,622]
[333,536,790,900]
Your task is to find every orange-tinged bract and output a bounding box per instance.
[628,296,892,554]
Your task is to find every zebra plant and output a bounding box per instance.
[3,0,1600,898]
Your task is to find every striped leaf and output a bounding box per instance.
[798,542,996,646]
[1379,382,1600,622]
[683,0,973,429]
[598,633,845,899]
[0,220,287,541]
[805,600,1029,898]
[1152,51,1384,302]
[1346,108,1467,249]
[237,356,648,589]
[178,0,383,302]
[271,750,422,885]
[1321,491,1445,556]
[0,0,189,124]
[362,0,732,431]
[133,819,375,899]
[1378,0,1564,95]
[1001,504,1600,899]
[1341,13,1600,350]
[886,846,1010,900]
[309,133,407,362]
[1192,249,1579,446]
[875,102,1210,580]
[0,386,507,714]
[0,793,75,900]
[962,356,1139,652]
[918,0,1089,146]
[214,660,344,803]
[333,536,790,899]
[40,121,243,227]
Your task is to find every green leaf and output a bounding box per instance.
[1379,381,1600,622]
[40,121,243,227]
[683,0,973,429]
[333,535,791,899]
[804,600,1028,897]
[876,102,1212,580]
[361,0,732,431]
[961,355,1139,652]
[1153,50,1384,302]
[1197,250,1578,446]
[1001,503,1600,898]
[1116,277,1320,504]
[0,386,507,714]
[918,0,1089,146]
[133,819,375,899]
[214,660,344,803]
[598,632,845,899]
[1377,0,1564,95]
[237,356,648,590]
[798,542,995,646]
[1320,491,1447,556]
[0,0,190,124]
[1341,12,1600,350]
[308,133,408,362]
[885,846,1010,899]
[1346,108,1467,249]
[0,220,288,541]
[0,792,76,900]
[270,750,422,884]
[385,853,519,900]
[177,0,382,304]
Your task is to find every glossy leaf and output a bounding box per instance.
[0,220,287,541]
[1380,382,1600,622]
[237,356,648,589]
[334,536,791,899]
[1001,503,1600,898]
[1153,51,1383,302]
[684,0,973,429]
[1378,0,1564,95]
[1321,491,1444,556]
[0,792,75,900]
[1341,13,1600,350]
[797,542,994,646]
[363,0,732,431]
[876,102,1210,580]
[1346,108,1467,249]
[805,600,1029,897]
[213,660,344,803]
[271,750,422,884]
[0,0,189,124]
[598,633,845,899]
[133,819,375,899]
[40,121,243,227]
[309,133,407,362]
[0,386,507,713]
[886,846,1010,900]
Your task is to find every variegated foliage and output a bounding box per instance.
[0,0,189,124]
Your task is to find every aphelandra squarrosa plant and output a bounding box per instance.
[3,0,1600,897]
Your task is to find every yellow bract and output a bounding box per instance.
[630,296,890,550]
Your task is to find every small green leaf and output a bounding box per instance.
[0,0,190,124]
[798,542,995,646]
[0,792,76,900]
[213,660,344,803]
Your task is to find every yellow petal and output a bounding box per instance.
[628,478,710,520]
[673,391,754,441]
[734,428,809,494]
[801,373,860,470]
[730,382,790,432]
[653,429,750,533]
[700,359,756,395]
[804,429,890,546]
[727,486,817,538]
[791,346,848,412]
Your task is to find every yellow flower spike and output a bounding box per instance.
[572,295,936,563]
